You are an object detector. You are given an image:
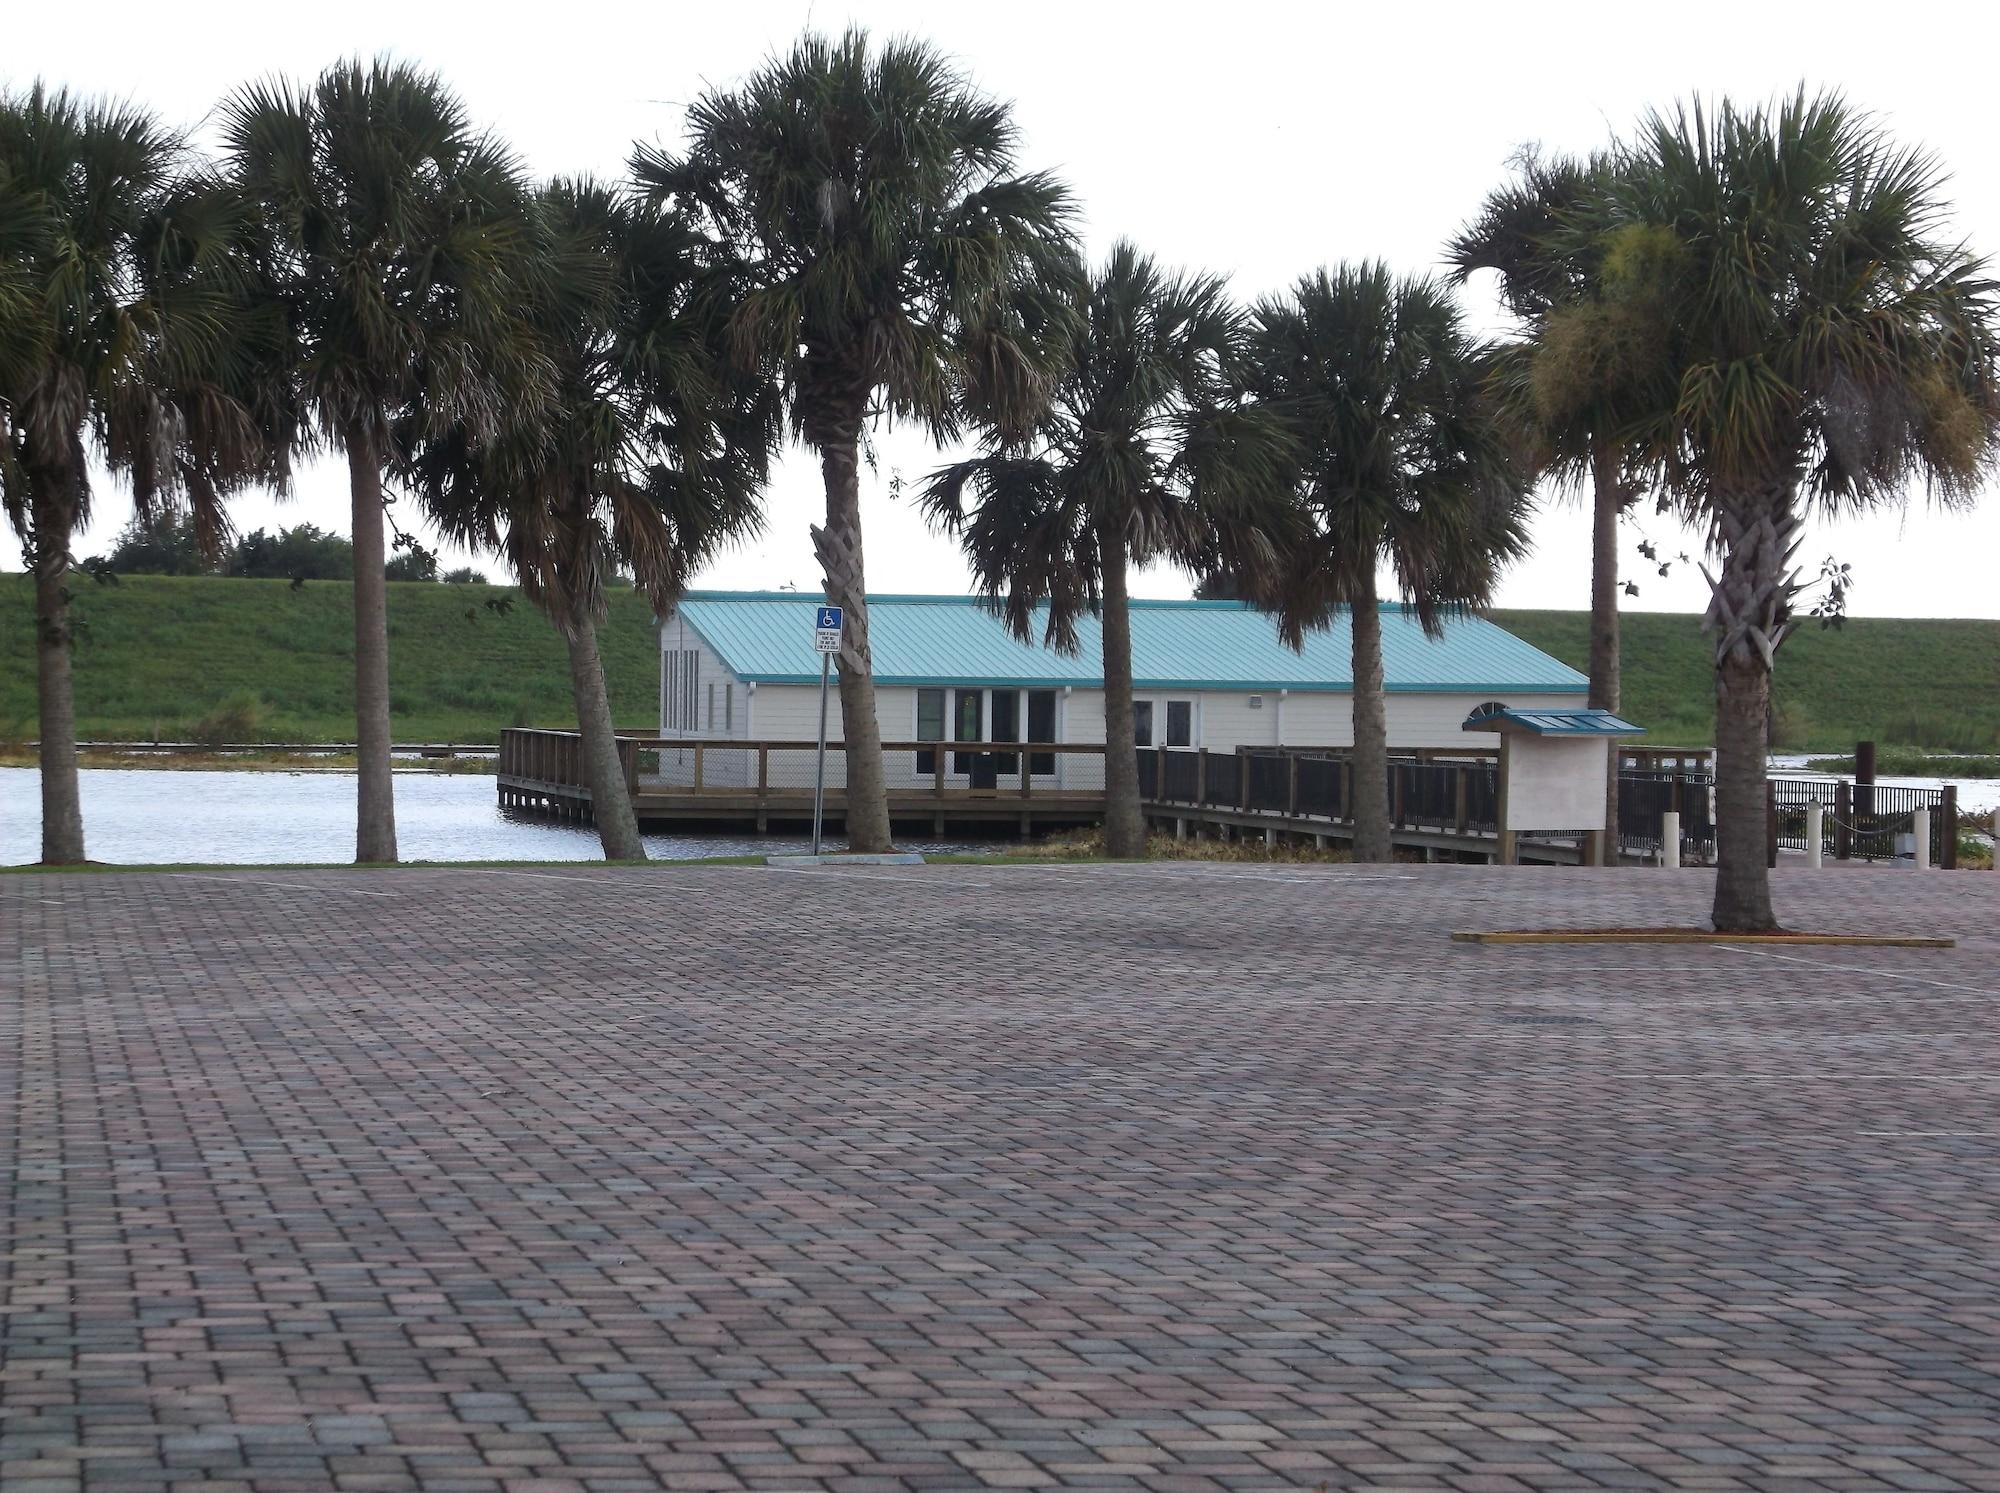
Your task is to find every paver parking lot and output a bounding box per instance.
[3,862,1998,1491]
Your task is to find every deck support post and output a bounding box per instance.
[1264,826,1277,848]
[1174,817,1186,841]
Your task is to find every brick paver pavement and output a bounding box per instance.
[3,861,1997,1491]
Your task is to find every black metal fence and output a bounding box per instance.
[1137,746,1959,865]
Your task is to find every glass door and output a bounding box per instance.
[1026,689,1057,777]
[951,688,983,774]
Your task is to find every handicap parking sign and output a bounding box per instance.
[813,604,843,654]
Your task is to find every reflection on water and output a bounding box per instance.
[0,768,981,865]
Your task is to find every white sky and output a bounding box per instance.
[7,0,1998,616]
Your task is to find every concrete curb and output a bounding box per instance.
[1451,930,1955,947]
[764,853,929,868]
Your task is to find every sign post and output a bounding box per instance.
[810,605,842,856]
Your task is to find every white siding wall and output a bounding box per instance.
[654,612,752,786]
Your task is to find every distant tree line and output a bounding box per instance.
[82,514,488,583]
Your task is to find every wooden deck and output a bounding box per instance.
[497,729,1111,835]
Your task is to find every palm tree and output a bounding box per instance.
[1448,150,1675,860]
[632,29,1079,853]
[1559,94,2000,930]
[1,85,289,864]
[221,59,549,864]
[1248,264,1533,863]
[921,242,1294,858]
[404,180,777,861]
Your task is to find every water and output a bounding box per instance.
[1767,755,2000,818]
[0,768,981,865]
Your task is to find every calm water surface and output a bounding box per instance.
[0,767,980,864]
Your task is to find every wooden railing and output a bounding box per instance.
[500,729,1104,798]
[497,728,640,798]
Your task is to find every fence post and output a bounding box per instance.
[1806,801,1823,870]
[758,744,770,795]
[1197,749,1209,804]
[1941,786,1957,870]
[1661,810,1681,869]
[1454,765,1470,834]
[1288,754,1300,816]
[1765,781,1778,869]
[1913,807,1931,871]
[1834,780,1852,861]
[1238,750,1250,809]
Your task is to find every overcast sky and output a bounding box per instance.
[7,0,1998,616]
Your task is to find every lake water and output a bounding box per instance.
[1767,756,2000,818]
[4,758,1994,865]
[0,768,982,865]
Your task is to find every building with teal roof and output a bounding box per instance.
[657,591,1587,792]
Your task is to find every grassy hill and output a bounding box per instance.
[1493,610,2000,751]
[0,573,666,744]
[2,574,1994,751]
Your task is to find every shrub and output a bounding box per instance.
[186,691,264,746]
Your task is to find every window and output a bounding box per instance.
[916,688,945,775]
[1027,690,1056,776]
[991,689,1019,774]
[1132,701,1154,748]
[1166,700,1193,748]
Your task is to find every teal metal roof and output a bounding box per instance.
[671,592,1588,695]
[1464,706,1642,735]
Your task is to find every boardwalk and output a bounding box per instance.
[3,864,1998,1491]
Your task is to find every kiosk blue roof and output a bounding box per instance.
[1463,706,1643,736]
[669,592,1590,694]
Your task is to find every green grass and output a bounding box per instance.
[0,572,664,744]
[3,574,1993,754]
[1491,610,2000,753]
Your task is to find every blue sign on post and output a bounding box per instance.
[809,604,843,855]
[813,605,843,654]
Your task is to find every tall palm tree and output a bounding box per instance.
[404,180,777,861]
[221,59,550,864]
[921,242,1294,858]
[632,29,1079,852]
[1560,94,2000,930]
[1,85,289,864]
[1448,150,1675,860]
[1248,264,1533,863]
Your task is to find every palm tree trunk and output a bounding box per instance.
[1348,573,1392,863]
[814,423,892,854]
[347,423,399,864]
[1098,519,1146,859]
[566,606,646,862]
[1588,440,1623,866]
[30,476,85,865]
[1706,494,1794,933]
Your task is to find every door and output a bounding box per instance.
[952,688,983,774]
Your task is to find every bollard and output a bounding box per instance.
[1806,801,1824,870]
[1661,810,1681,869]
[1912,808,1930,870]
